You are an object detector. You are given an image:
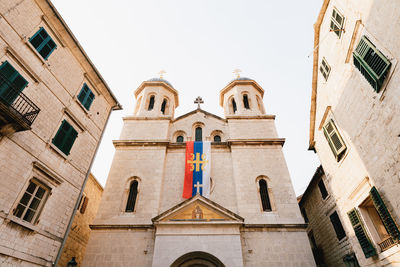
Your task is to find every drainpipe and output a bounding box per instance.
[53,106,116,266]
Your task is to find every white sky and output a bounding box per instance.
[52,0,322,196]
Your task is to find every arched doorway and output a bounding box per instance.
[170,251,225,267]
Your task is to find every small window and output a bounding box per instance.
[301,207,309,223]
[29,27,57,60]
[195,127,202,141]
[77,83,95,110]
[318,179,329,199]
[52,120,78,155]
[13,180,49,223]
[0,61,28,105]
[320,58,331,81]
[353,36,391,92]
[259,179,271,211]
[176,136,184,142]
[125,180,138,212]
[243,94,250,109]
[330,211,346,240]
[161,99,167,114]
[232,98,237,113]
[330,8,344,38]
[78,194,89,214]
[213,135,221,142]
[323,119,346,161]
[148,95,155,110]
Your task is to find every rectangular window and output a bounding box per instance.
[29,27,57,60]
[77,194,89,214]
[0,61,28,105]
[319,58,331,81]
[330,8,344,38]
[323,119,346,161]
[330,211,346,240]
[77,83,95,110]
[318,179,329,199]
[52,120,78,155]
[13,180,49,224]
[353,35,391,92]
[348,208,377,258]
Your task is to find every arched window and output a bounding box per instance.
[148,96,155,110]
[232,98,237,113]
[259,179,271,211]
[125,180,138,212]
[195,127,202,141]
[213,135,221,142]
[176,136,184,142]
[243,94,250,109]
[161,99,167,114]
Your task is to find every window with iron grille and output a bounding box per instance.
[353,35,391,92]
[323,119,346,161]
[318,179,329,199]
[0,61,28,105]
[330,8,344,38]
[13,180,49,224]
[52,120,78,155]
[320,58,331,81]
[77,83,95,110]
[330,211,347,240]
[29,27,57,60]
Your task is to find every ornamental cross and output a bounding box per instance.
[194,181,203,194]
[187,152,208,172]
[233,69,241,78]
[194,96,204,109]
[158,70,166,79]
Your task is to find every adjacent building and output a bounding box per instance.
[83,77,315,266]
[0,0,120,265]
[308,0,400,265]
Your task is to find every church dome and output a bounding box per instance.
[229,77,253,83]
[147,78,174,88]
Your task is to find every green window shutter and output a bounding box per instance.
[0,61,28,104]
[29,28,57,60]
[353,36,391,92]
[323,119,346,161]
[347,208,377,258]
[52,120,78,155]
[369,187,400,240]
[77,84,95,110]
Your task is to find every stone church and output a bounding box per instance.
[83,77,315,266]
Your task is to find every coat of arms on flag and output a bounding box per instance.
[182,141,211,198]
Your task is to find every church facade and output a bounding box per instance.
[83,77,315,266]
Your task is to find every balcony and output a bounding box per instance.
[0,73,40,135]
[378,236,398,252]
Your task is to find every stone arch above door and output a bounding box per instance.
[170,251,225,267]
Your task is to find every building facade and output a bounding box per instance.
[309,0,400,265]
[0,0,120,265]
[83,77,315,266]
[59,173,104,266]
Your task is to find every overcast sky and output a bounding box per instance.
[52,0,322,196]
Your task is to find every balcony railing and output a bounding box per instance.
[378,236,398,252]
[0,75,40,127]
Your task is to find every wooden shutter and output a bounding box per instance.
[52,120,78,155]
[353,36,391,92]
[369,187,400,240]
[80,196,89,214]
[347,208,377,258]
[323,119,346,160]
[0,61,28,104]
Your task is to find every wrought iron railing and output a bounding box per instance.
[378,236,398,252]
[0,74,40,126]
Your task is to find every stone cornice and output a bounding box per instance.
[122,116,172,121]
[113,140,170,147]
[228,138,285,146]
[242,223,308,230]
[226,115,276,120]
[90,224,153,230]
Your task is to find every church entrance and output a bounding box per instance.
[170,251,225,267]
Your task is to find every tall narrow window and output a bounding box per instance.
[0,61,28,105]
[52,120,78,155]
[125,180,138,212]
[232,98,237,113]
[259,179,271,211]
[161,99,167,114]
[77,83,95,110]
[330,8,345,38]
[243,94,250,109]
[320,58,331,81]
[148,96,155,110]
[176,136,184,142]
[29,27,57,60]
[348,208,377,258]
[195,127,202,141]
[13,180,49,223]
[330,211,346,240]
[318,179,329,199]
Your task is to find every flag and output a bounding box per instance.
[183,141,211,198]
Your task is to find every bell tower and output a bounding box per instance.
[219,77,266,117]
